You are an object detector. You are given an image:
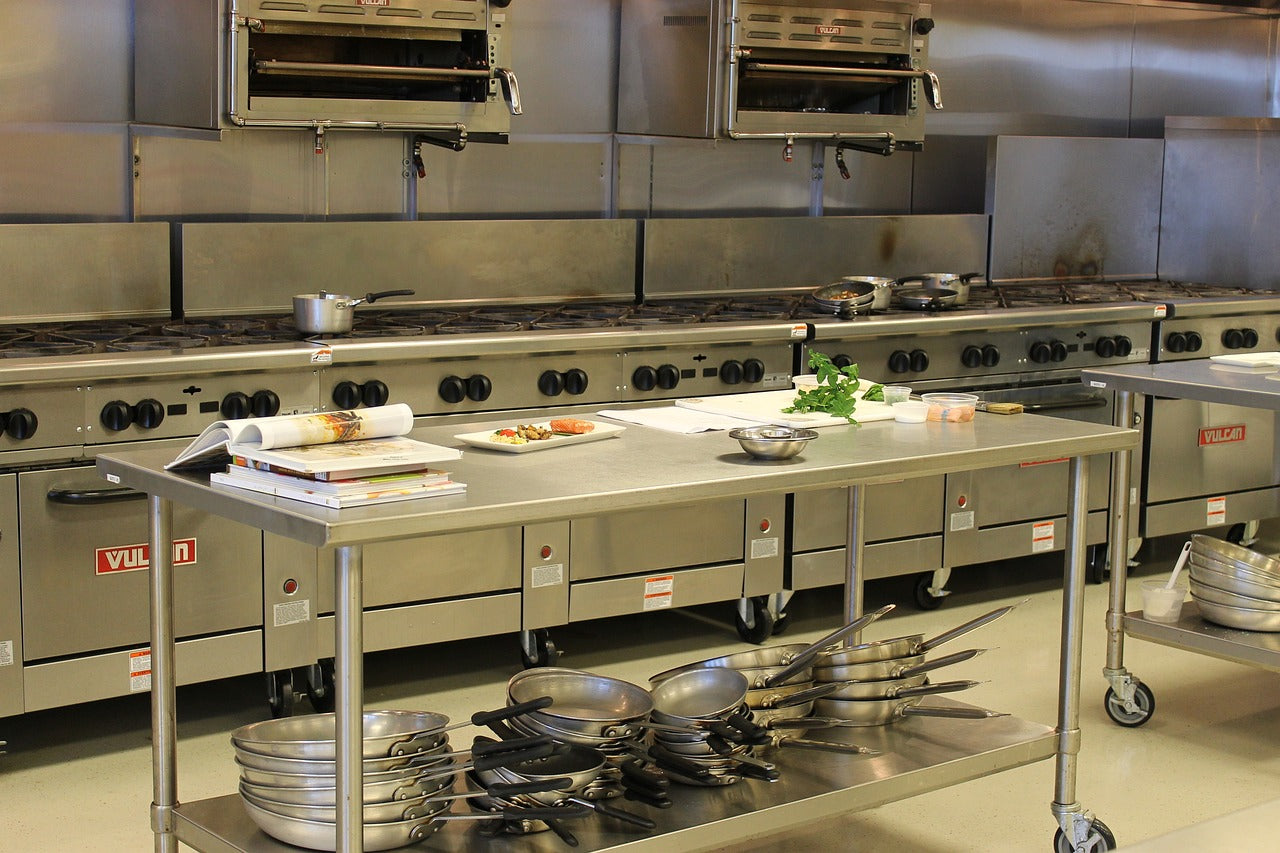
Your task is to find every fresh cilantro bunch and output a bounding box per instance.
[783,351,862,423]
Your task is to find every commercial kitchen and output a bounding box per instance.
[2,1,1279,851]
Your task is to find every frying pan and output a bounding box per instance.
[233,733,549,777]
[508,668,653,726]
[821,604,1018,665]
[649,668,749,720]
[895,286,959,310]
[292,289,415,335]
[813,647,985,684]
[896,272,982,305]
[238,770,455,808]
[812,682,1005,726]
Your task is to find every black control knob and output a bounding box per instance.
[720,360,744,385]
[439,375,467,404]
[251,390,281,417]
[0,412,6,435]
[1029,342,1052,364]
[1223,328,1245,349]
[656,364,681,390]
[831,354,854,369]
[4,408,37,440]
[466,374,492,402]
[981,344,1001,368]
[538,370,564,397]
[1047,341,1067,363]
[135,399,165,430]
[1165,332,1187,354]
[1114,336,1132,357]
[888,350,911,374]
[101,400,134,432]
[220,391,251,420]
[563,369,588,395]
[361,380,389,408]
[332,381,361,409]
[743,358,765,383]
[961,346,982,369]
[1095,337,1117,359]
[914,17,935,35]
[1242,328,1260,349]
[909,350,930,373]
[632,366,657,392]
[1185,331,1203,352]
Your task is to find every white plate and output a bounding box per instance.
[455,420,625,453]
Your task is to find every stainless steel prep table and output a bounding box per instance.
[1081,361,1280,731]
[97,412,1137,853]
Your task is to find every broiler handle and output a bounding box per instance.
[496,67,523,115]
[923,70,943,110]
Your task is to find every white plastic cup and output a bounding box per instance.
[1141,580,1186,623]
[882,385,912,405]
[893,401,929,423]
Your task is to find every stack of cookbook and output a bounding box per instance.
[166,404,465,509]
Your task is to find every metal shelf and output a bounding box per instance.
[171,706,1056,853]
[1123,603,1280,673]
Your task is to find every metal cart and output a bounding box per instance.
[97,411,1135,853]
[1082,361,1280,730]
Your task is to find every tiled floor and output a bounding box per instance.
[1,536,1277,852]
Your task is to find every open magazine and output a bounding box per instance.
[165,404,460,473]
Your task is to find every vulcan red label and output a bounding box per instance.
[356,0,390,6]
[96,539,198,575]
[815,26,842,34]
[1198,424,1246,446]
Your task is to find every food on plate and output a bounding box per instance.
[490,424,555,445]
[490,428,528,445]
[550,417,596,434]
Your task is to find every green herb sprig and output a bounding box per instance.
[783,351,862,423]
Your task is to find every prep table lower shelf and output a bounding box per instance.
[1123,601,1280,673]
[170,707,1056,853]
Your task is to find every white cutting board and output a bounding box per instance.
[674,389,896,428]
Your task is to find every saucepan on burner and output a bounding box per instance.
[895,272,983,306]
[293,289,416,335]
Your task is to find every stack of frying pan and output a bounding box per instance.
[230,707,583,851]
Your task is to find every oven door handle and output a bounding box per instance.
[47,486,147,505]
[253,60,493,82]
[744,62,930,81]
[1020,396,1109,413]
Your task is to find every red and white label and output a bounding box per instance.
[643,575,674,611]
[1207,496,1227,526]
[790,324,808,339]
[815,25,842,35]
[1198,424,1246,446]
[129,649,152,693]
[1032,521,1055,553]
[1020,457,1068,468]
[96,539,198,575]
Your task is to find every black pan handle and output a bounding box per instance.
[472,696,552,727]
[47,486,145,505]
[619,758,669,791]
[364,289,415,303]
[471,741,555,771]
[470,735,551,756]
[725,713,771,745]
[485,778,574,797]
[574,798,657,830]
[647,745,713,779]
[624,788,673,809]
[733,760,781,782]
[544,818,580,848]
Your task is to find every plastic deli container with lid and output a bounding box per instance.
[920,393,978,422]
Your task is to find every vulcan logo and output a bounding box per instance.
[1198,424,1246,446]
[96,539,198,575]
[815,25,842,35]
[356,0,390,6]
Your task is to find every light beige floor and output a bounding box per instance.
[1,537,1277,852]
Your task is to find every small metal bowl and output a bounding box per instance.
[729,425,818,460]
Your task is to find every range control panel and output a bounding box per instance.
[1156,315,1280,361]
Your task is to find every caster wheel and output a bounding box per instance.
[734,597,775,644]
[520,628,559,669]
[1104,683,1155,727]
[1053,818,1117,853]
[305,659,336,713]
[771,610,791,635]
[912,572,945,610]
[1086,545,1108,585]
[266,669,296,718]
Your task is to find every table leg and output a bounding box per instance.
[1052,456,1088,819]
[1105,390,1135,675]
[335,545,364,853]
[843,483,866,646]
[149,495,177,853]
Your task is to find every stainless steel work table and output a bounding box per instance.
[1080,362,1280,735]
[97,412,1137,853]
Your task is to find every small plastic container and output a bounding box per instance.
[792,374,820,392]
[893,401,929,423]
[882,385,912,405]
[921,392,978,422]
[1141,580,1186,623]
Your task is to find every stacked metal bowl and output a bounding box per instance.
[230,710,464,851]
[1187,535,1280,631]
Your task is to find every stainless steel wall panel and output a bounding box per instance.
[648,141,813,216]
[508,0,619,135]
[821,146,915,215]
[416,140,613,218]
[0,127,129,221]
[0,223,169,321]
[134,0,223,130]
[325,133,413,218]
[928,0,1134,137]
[910,136,992,214]
[988,136,1164,281]
[0,0,131,123]
[641,215,988,296]
[1130,6,1277,138]
[1159,120,1280,288]
[0,475,20,717]
[179,219,638,313]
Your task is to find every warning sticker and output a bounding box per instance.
[531,563,564,589]
[129,649,152,693]
[949,510,975,532]
[790,324,808,339]
[309,347,333,365]
[1207,496,1227,526]
[750,537,780,560]
[1032,521,1055,553]
[273,599,312,628]
[643,575,674,611]
[0,640,13,667]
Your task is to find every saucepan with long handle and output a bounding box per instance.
[293,289,415,335]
